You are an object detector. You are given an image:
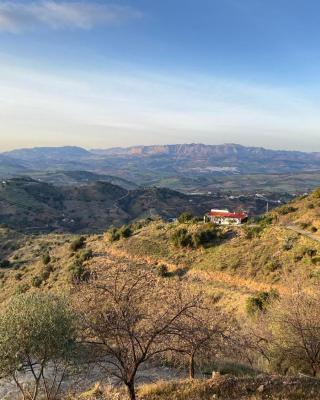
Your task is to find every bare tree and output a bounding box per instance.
[268,285,320,376]
[76,265,200,400]
[169,303,229,378]
[237,283,320,377]
[233,314,274,372]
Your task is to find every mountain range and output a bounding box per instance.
[2,143,320,195]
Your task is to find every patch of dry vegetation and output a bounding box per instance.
[0,227,103,306]
[272,188,320,235]
[68,375,320,400]
[137,375,320,400]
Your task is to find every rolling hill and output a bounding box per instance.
[0,177,209,233]
[0,177,286,233]
[0,187,319,311]
[28,170,137,190]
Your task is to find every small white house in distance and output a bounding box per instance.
[206,209,248,225]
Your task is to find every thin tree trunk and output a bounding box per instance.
[189,352,195,379]
[12,373,27,400]
[126,381,136,400]
[31,379,40,400]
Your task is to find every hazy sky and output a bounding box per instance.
[1,0,320,151]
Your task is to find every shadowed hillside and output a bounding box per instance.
[0,177,282,233]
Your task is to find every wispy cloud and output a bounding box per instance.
[0,1,142,32]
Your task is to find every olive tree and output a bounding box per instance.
[0,292,76,400]
[76,265,200,400]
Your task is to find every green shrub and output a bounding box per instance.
[192,226,218,247]
[108,227,121,242]
[265,259,282,272]
[157,264,169,277]
[69,262,90,283]
[171,228,193,248]
[118,225,132,238]
[131,219,152,231]
[42,253,51,265]
[177,212,193,224]
[70,236,85,252]
[246,290,279,316]
[310,268,320,278]
[41,264,53,281]
[256,215,274,227]
[0,293,75,400]
[31,276,43,288]
[15,272,23,281]
[244,226,263,239]
[76,249,93,263]
[108,225,132,242]
[306,248,317,257]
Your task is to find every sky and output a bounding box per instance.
[0,0,320,152]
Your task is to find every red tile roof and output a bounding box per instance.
[208,211,248,219]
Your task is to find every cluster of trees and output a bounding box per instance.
[75,266,230,400]
[0,266,229,400]
[2,265,320,400]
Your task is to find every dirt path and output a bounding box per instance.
[284,224,320,243]
[101,245,287,295]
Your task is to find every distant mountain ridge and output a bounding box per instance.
[2,144,320,194]
[3,146,91,161]
[91,143,320,160]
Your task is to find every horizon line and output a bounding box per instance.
[1,142,319,155]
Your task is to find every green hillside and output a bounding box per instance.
[1,188,319,313]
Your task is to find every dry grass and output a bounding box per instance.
[272,189,320,237]
[65,383,126,400]
[138,375,320,400]
[69,375,320,400]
